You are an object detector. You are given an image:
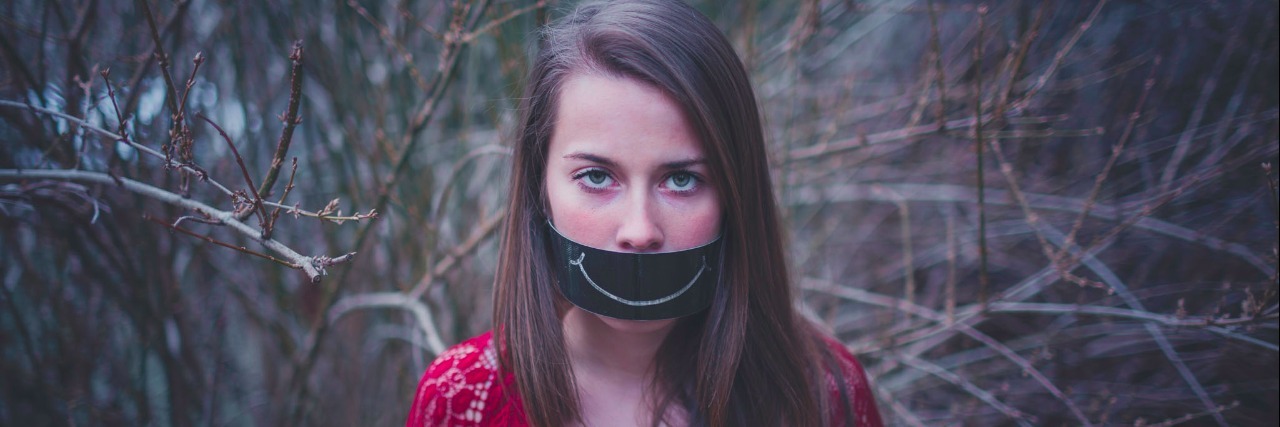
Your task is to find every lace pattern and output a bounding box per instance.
[406,331,882,427]
[406,332,510,427]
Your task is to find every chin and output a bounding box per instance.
[592,311,678,334]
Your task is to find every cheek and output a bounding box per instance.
[545,177,616,247]
[661,195,722,248]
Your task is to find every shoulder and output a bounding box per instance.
[818,335,885,427]
[406,331,508,427]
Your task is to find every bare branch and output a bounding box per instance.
[409,208,506,300]
[254,41,304,204]
[925,0,947,129]
[136,0,181,117]
[1160,9,1245,190]
[0,100,221,190]
[121,0,193,116]
[143,214,299,269]
[175,51,206,125]
[0,169,350,282]
[0,31,43,103]
[986,302,1278,333]
[430,144,511,222]
[346,0,430,91]
[974,5,989,308]
[1060,59,1157,253]
[196,114,269,233]
[788,114,993,162]
[897,353,1034,426]
[460,0,547,44]
[787,182,1274,276]
[327,292,446,356]
[1038,225,1231,426]
[1015,0,1109,108]
[804,279,1096,426]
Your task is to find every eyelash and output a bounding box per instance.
[570,168,703,195]
[572,168,615,193]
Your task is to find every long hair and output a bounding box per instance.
[493,1,848,425]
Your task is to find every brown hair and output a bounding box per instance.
[493,0,851,425]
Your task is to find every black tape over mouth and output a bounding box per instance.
[545,221,721,320]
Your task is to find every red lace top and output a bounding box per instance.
[405,331,884,426]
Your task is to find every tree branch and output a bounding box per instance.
[254,40,304,203]
[0,168,353,282]
[327,292,446,355]
[0,100,375,224]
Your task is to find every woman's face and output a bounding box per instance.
[545,72,721,263]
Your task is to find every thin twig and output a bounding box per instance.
[459,0,546,43]
[429,144,512,223]
[987,133,1103,289]
[255,41,304,204]
[1038,225,1231,426]
[196,114,268,231]
[805,279,1096,425]
[874,186,916,307]
[100,69,133,148]
[1140,401,1241,427]
[175,52,206,126]
[897,353,1034,426]
[171,214,220,229]
[974,4,990,308]
[946,128,1104,139]
[122,0,192,116]
[0,31,43,102]
[945,212,957,326]
[143,214,299,268]
[987,302,1279,330]
[789,114,994,161]
[1015,0,1110,109]
[1265,162,1279,294]
[409,208,506,299]
[1159,4,1247,190]
[268,158,299,231]
[0,100,215,186]
[1060,58,1159,256]
[887,239,1120,375]
[875,383,928,427]
[364,0,493,235]
[925,0,948,129]
[396,3,442,40]
[347,0,430,91]
[787,182,1275,276]
[992,2,1047,125]
[136,0,180,117]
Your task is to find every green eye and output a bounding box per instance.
[586,171,609,185]
[574,169,614,189]
[666,173,697,191]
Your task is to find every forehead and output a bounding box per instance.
[548,73,705,163]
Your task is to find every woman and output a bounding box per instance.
[407,1,883,425]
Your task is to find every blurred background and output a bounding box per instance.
[1,0,1276,425]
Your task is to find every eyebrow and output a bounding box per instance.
[563,152,706,170]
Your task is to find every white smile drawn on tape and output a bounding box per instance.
[569,252,706,307]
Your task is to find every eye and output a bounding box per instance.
[573,168,615,190]
[664,172,699,193]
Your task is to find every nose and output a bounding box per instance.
[616,192,663,252]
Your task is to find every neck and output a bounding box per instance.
[562,307,677,379]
